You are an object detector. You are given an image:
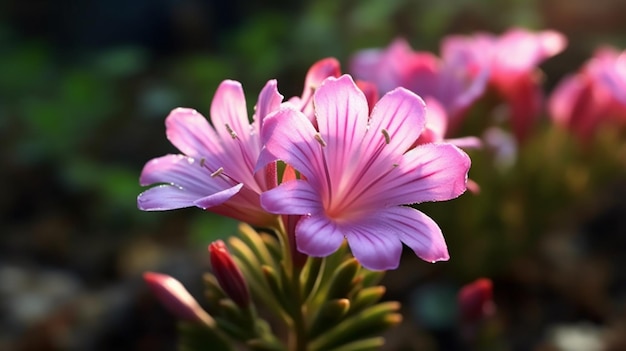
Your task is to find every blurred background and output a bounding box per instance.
[3,0,626,350]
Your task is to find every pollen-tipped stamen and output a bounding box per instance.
[381,129,391,145]
[225,123,238,139]
[211,167,225,178]
[315,133,327,147]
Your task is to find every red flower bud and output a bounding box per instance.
[143,272,214,326]
[209,240,251,309]
[458,278,495,324]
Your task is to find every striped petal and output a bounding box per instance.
[166,108,222,158]
[261,180,322,215]
[358,143,470,208]
[295,214,345,257]
[259,107,327,191]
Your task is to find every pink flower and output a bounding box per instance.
[415,97,482,149]
[442,28,567,141]
[549,47,626,141]
[458,278,495,324]
[137,79,283,227]
[600,50,626,105]
[258,75,471,271]
[350,38,488,129]
[144,272,214,326]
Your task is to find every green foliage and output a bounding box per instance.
[179,224,401,350]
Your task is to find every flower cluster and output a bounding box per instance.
[350,28,567,143]
[138,25,626,350]
[549,47,626,141]
[138,63,471,271]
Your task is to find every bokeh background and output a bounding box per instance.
[3,0,626,350]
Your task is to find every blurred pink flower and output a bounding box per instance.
[350,38,488,130]
[549,47,626,141]
[442,27,567,141]
[601,50,626,105]
[415,97,482,149]
[258,75,471,271]
[458,278,495,324]
[137,79,283,227]
[144,272,214,326]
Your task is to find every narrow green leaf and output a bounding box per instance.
[308,298,350,339]
[325,337,385,351]
[177,321,235,351]
[238,223,278,268]
[325,258,360,300]
[310,302,401,351]
[348,286,386,315]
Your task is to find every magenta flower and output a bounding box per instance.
[442,28,567,141]
[458,278,495,324]
[415,97,482,149]
[349,38,488,130]
[549,47,626,141]
[259,75,471,270]
[137,79,284,227]
[598,48,626,107]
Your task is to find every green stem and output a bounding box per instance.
[276,217,308,351]
[289,260,308,351]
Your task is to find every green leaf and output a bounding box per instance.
[177,322,234,351]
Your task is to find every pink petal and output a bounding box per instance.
[378,206,449,263]
[358,143,470,208]
[350,49,385,87]
[193,183,244,209]
[260,180,322,215]
[259,107,327,191]
[295,214,345,257]
[140,154,232,193]
[165,108,221,158]
[423,97,448,140]
[549,73,582,127]
[138,154,242,211]
[210,80,252,143]
[143,272,214,325]
[313,75,369,179]
[446,136,483,149]
[367,86,427,157]
[254,79,284,133]
[345,223,403,271]
[302,58,342,97]
[496,28,566,72]
[209,80,262,190]
[356,80,379,113]
[138,185,202,211]
[343,86,429,200]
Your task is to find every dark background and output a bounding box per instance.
[3,0,626,350]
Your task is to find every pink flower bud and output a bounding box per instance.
[458,278,495,324]
[143,272,214,326]
[209,240,251,309]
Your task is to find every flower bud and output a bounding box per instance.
[209,240,251,309]
[458,278,495,324]
[143,272,214,327]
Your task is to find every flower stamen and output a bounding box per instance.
[211,167,225,178]
[314,133,327,147]
[381,128,391,144]
[225,123,238,139]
